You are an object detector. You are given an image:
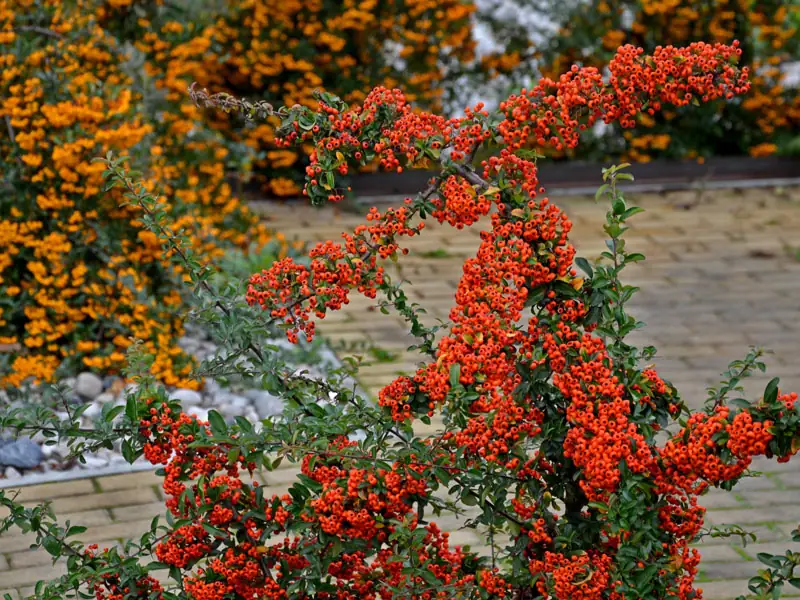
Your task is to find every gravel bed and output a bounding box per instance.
[0,332,342,487]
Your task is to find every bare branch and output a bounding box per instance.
[15,25,63,39]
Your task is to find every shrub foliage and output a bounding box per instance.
[0,0,283,388]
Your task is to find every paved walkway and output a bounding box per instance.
[2,185,800,598]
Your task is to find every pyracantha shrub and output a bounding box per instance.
[2,42,800,600]
[541,0,799,161]
[0,0,287,388]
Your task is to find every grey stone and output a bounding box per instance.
[70,394,89,406]
[169,388,203,407]
[204,378,222,396]
[247,390,284,417]
[178,336,200,354]
[218,393,250,417]
[4,466,21,479]
[75,372,103,399]
[95,392,115,405]
[0,437,44,469]
[82,401,104,420]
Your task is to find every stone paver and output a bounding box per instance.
[1,186,799,598]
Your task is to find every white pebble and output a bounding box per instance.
[169,388,203,407]
[247,390,284,417]
[188,406,209,422]
[82,401,103,420]
[75,372,103,399]
[204,378,222,396]
[95,392,115,405]
[80,456,109,469]
[217,393,250,417]
[4,467,21,479]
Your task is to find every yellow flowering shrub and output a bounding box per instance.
[543,0,799,161]
[0,0,287,389]
[212,0,482,195]
[99,0,479,196]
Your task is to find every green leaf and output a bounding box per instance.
[125,394,137,424]
[66,525,87,537]
[764,377,780,404]
[756,552,783,569]
[208,410,227,436]
[621,206,645,220]
[234,416,253,433]
[461,493,478,506]
[728,398,751,409]
[575,257,593,278]
[201,523,226,538]
[42,535,61,557]
[121,439,138,464]
[449,364,461,388]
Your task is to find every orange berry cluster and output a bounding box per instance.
[529,552,617,600]
[247,203,423,342]
[75,43,798,600]
[244,42,798,599]
[301,437,428,540]
[83,544,165,600]
[497,42,748,153]
[543,0,798,161]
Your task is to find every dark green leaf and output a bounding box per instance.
[756,552,782,569]
[575,257,593,278]
[449,364,461,388]
[42,535,61,557]
[208,410,227,436]
[125,394,137,423]
[764,377,780,405]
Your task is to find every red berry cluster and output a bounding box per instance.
[83,43,799,600]
[236,42,800,599]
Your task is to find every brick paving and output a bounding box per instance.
[2,185,800,598]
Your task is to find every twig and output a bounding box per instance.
[4,116,23,167]
[15,25,63,39]
[453,163,491,190]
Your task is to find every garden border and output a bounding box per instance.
[0,341,355,490]
[243,156,800,204]
[348,155,800,198]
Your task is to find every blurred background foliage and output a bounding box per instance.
[0,0,796,387]
[99,0,797,190]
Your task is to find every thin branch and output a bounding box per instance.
[14,25,64,39]
[4,116,23,167]
[452,162,491,190]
